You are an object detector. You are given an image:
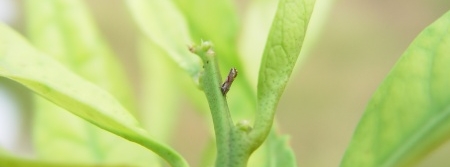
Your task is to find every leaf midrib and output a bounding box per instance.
[380,105,450,166]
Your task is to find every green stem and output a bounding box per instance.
[190,41,251,167]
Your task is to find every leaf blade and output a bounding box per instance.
[341,10,450,167]
[0,23,188,167]
[252,0,316,147]
[25,0,136,112]
[23,0,157,165]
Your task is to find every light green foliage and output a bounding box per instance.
[0,0,449,166]
[129,0,316,165]
[0,23,187,167]
[341,11,450,167]
[0,0,317,166]
[23,1,155,166]
[25,0,135,112]
[188,1,318,161]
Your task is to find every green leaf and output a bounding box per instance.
[32,103,163,166]
[341,10,450,167]
[125,0,202,83]
[251,0,316,147]
[23,1,157,166]
[0,23,188,167]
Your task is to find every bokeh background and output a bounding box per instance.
[1,0,450,166]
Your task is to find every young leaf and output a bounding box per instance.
[0,23,188,167]
[251,0,316,148]
[341,10,450,167]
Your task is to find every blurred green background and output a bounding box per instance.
[1,0,450,166]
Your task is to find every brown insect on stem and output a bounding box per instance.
[221,68,238,96]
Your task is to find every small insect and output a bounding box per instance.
[221,68,238,96]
